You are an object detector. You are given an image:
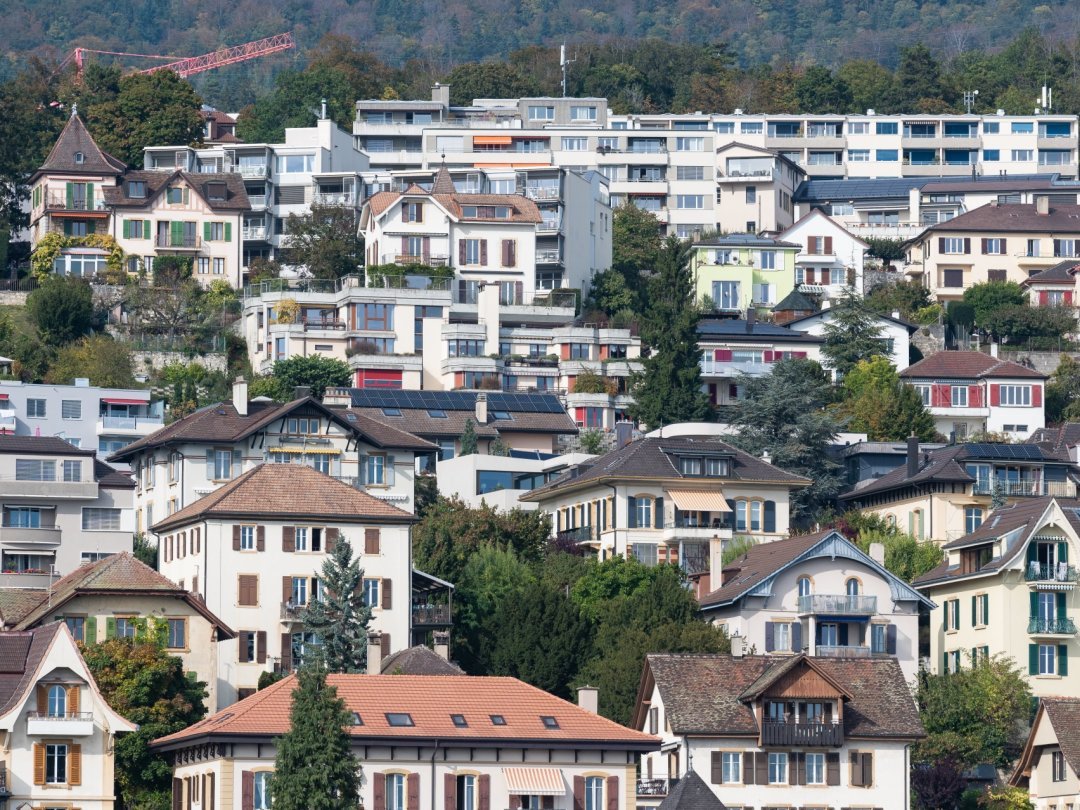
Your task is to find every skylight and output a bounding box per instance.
[382,408,403,417]
[490,714,506,725]
[540,716,559,729]
[451,714,468,727]
[352,712,364,726]
[428,409,448,418]
[386,712,414,727]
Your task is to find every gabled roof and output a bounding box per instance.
[102,170,250,211]
[738,652,853,701]
[899,350,1046,380]
[380,645,463,675]
[1029,423,1080,453]
[7,552,234,638]
[697,529,932,609]
[696,318,823,343]
[634,653,923,739]
[364,172,542,224]
[152,674,659,750]
[37,114,125,176]
[926,202,1080,234]
[772,287,818,312]
[0,435,96,456]
[657,771,727,810]
[1021,259,1080,286]
[693,234,801,249]
[337,410,437,450]
[1012,698,1080,787]
[520,436,809,502]
[784,307,918,333]
[780,207,869,248]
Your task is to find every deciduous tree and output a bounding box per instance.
[27,276,94,346]
[962,281,1027,328]
[284,203,364,280]
[302,538,373,673]
[271,355,352,399]
[46,334,135,388]
[840,356,937,441]
[611,203,662,293]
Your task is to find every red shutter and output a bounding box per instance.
[933,383,950,407]
[373,773,385,810]
[480,239,488,265]
[805,268,815,284]
[560,343,571,360]
[408,773,420,810]
[794,351,807,359]
[990,384,1001,406]
[479,774,491,810]
[823,236,833,254]
[969,385,982,407]
[808,238,818,256]
[763,350,775,362]
[1033,385,1043,406]
[714,349,733,361]
[241,771,254,810]
[573,777,585,810]
[1040,291,1050,306]
[606,776,619,810]
[1066,290,1074,305]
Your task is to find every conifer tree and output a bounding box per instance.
[820,290,889,378]
[302,538,372,673]
[269,649,361,810]
[460,418,479,456]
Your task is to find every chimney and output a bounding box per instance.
[709,534,724,593]
[731,633,745,658]
[367,631,383,674]
[761,449,772,465]
[615,420,633,450]
[907,434,920,479]
[892,310,900,320]
[746,308,756,332]
[322,387,352,408]
[233,377,248,416]
[577,685,599,714]
[990,342,999,359]
[475,392,488,425]
[320,98,327,120]
[1036,195,1050,216]
[433,630,450,661]
[432,82,450,108]
[869,542,886,566]
[293,385,312,400]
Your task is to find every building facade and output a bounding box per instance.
[1012,698,1080,809]
[690,235,800,314]
[778,208,868,299]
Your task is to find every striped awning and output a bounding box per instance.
[473,135,512,146]
[268,447,341,455]
[503,768,565,796]
[666,489,731,512]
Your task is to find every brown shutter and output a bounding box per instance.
[963,237,971,254]
[283,576,293,604]
[241,770,254,810]
[208,772,215,810]
[445,773,457,809]
[458,240,466,264]
[937,237,946,253]
[606,775,618,810]
[755,751,767,784]
[172,777,183,810]
[861,752,873,786]
[710,750,722,783]
[827,752,840,786]
[257,631,267,664]
[283,526,295,552]
[232,525,241,551]
[373,773,386,810]
[479,773,491,810]
[381,632,391,658]
[33,743,45,785]
[256,525,265,551]
[239,632,250,662]
[326,527,339,552]
[280,633,292,672]
[981,238,988,254]
[382,578,392,609]
[69,742,81,785]
[573,776,585,810]
[408,772,420,810]
[480,239,488,265]
[850,750,862,785]
[36,685,46,715]
[67,684,79,715]
[743,751,755,784]
[824,236,833,254]
[365,528,381,554]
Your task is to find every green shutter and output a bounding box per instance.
[143,220,150,240]
[1028,543,1039,565]
[86,183,93,209]
[1030,644,1039,675]
[1059,644,1069,676]
[1060,542,1069,564]
[63,221,72,237]
[66,182,73,208]
[943,653,948,674]
[971,596,977,626]
[170,221,183,246]
[203,222,211,242]
[122,220,130,239]
[627,496,637,529]
[85,616,97,645]
[982,594,989,625]
[105,616,116,640]
[1031,591,1039,620]
[224,222,232,242]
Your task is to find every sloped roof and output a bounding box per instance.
[153,674,659,750]
[1029,423,1080,453]
[658,771,727,810]
[0,591,50,629]
[338,410,438,450]
[431,166,456,195]
[103,170,250,211]
[0,624,62,715]
[1012,697,1080,787]
[365,173,542,224]
[94,459,135,489]
[783,308,918,333]
[151,463,415,533]
[899,350,1046,380]
[640,653,923,739]
[694,234,800,249]
[0,435,95,456]
[37,114,125,175]
[1021,260,1080,285]
[780,207,869,248]
[696,318,823,342]
[773,287,818,312]
[380,645,463,675]
[927,202,1080,234]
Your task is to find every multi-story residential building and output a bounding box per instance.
[436,451,593,512]
[840,437,1076,543]
[1011,697,1080,808]
[519,436,809,571]
[108,381,433,529]
[899,350,1047,439]
[914,497,1080,696]
[144,115,369,270]
[631,652,924,810]
[778,207,868,298]
[150,463,420,705]
[714,143,803,234]
[0,379,162,464]
[695,317,823,409]
[0,436,134,582]
[0,622,138,809]
[0,551,234,710]
[784,305,915,372]
[690,234,800,314]
[154,672,657,810]
[694,529,933,682]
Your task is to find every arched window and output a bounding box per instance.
[846,578,860,596]
[797,576,812,597]
[47,684,66,717]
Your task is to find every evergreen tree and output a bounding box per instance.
[460,418,479,455]
[629,236,710,428]
[820,290,889,378]
[840,356,937,441]
[269,650,362,810]
[302,538,372,673]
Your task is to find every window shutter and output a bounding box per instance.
[365,528,381,554]
[241,771,254,810]
[256,525,265,551]
[479,774,492,810]
[458,240,467,264]
[70,742,82,785]
[969,385,982,407]
[1031,591,1039,619]
[171,220,183,246]
[66,182,74,208]
[1058,591,1067,619]
[445,774,457,808]
[225,222,232,241]
[765,622,775,651]
[257,631,267,664]
[826,752,840,785]
[990,384,1000,406]
[480,239,488,265]
[710,751,723,783]
[755,752,768,784]
[763,500,776,532]
[326,527,339,552]
[850,751,862,785]
[68,684,80,714]
[743,751,755,784]
[233,448,242,471]
[791,621,802,652]
[381,632,391,658]
[122,220,130,239]
[886,624,897,654]
[283,526,295,552]
[605,775,618,810]
[36,685,47,715]
[173,777,184,810]
[373,773,386,810]
[795,751,806,785]
[280,633,292,672]
[573,776,585,810]
[382,578,392,609]
[963,237,971,253]
[971,595,977,626]
[654,496,663,528]
[824,236,833,254]
[203,222,211,242]
[233,525,241,551]
[1030,643,1039,675]
[386,456,396,487]
[1040,291,1050,306]
[106,616,116,639]
[1033,386,1043,407]
[33,742,45,784]
[627,496,638,528]
[143,220,151,240]
[715,349,733,362]
[282,575,293,604]
[862,753,873,786]
[1060,542,1069,564]
[1060,644,1070,676]
[408,773,420,810]
[85,616,97,645]
[981,238,989,254]
[937,237,946,253]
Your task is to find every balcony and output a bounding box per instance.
[412,604,451,626]
[246,195,268,209]
[155,234,202,250]
[27,712,94,737]
[556,526,594,545]
[0,412,15,433]
[539,217,561,233]
[314,192,357,206]
[536,249,563,265]
[523,186,561,202]
[98,414,163,436]
[1028,617,1078,636]
[973,479,1076,498]
[0,525,61,546]
[391,254,450,267]
[798,594,878,615]
[1027,562,1078,589]
[280,601,305,623]
[662,519,731,543]
[636,779,674,797]
[243,226,268,240]
[816,644,871,658]
[43,193,109,213]
[761,720,843,747]
[716,168,773,183]
[234,164,269,179]
[0,480,97,499]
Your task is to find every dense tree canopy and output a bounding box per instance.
[839,356,938,441]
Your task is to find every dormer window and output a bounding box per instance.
[206,182,227,202]
[127,181,147,199]
[74,152,84,164]
[166,187,184,204]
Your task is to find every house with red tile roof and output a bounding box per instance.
[152,673,657,810]
[1011,697,1080,808]
[900,349,1047,440]
[0,622,137,809]
[1020,259,1080,308]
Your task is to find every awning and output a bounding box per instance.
[102,398,146,405]
[503,768,565,796]
[473,163,551,169]
[473,135,512,146]
[0,394,7,400]
[666,489,731,512]
[268,447,341,455]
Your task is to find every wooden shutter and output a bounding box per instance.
[627,496,637,528]
[937,237,946,253]
[764,622,775,652]
[67,684,79,714]
[69,743,81,785]
[106,616,116,639]
[755,752,767,784]
[573,776,585,810]
[208,772,215,810]
[1034,386,1043,407]
[256,525,265,551]
[850,750,863,785]
[232,525,241,551]
[382,578,393,609]
[963,237,971,253]
[280,633,292,672]
[408,772,420,810]
[239,632,251,662]
[326,528,339,553]
[144,220,151,239]
[1060,644,1069,676]
[791,621,802,652]
[445,773,457,809]
[479,773,491,810]
[283,576,293,604]
[861,752,873,786]
[173,778,183,810]
[824,236,833,254]
[33,743,45,784]
[458,240,467,265]
[257,631,267,664]
[283,526,295,552]
[365,528,381,554]
[990,384,1001,406]
[743,751,755,784]
[794,751,805,785]
[85,616,97,645]
[36,684,47,715]
[480,240,488,265]
[204,222,211,242]
[373,773,386,810]
[763,501,776,532]
[225,222,232,241]
[980,238,988,254]
[606,775,618,810]
[381,632,391,658]
[710,751,723,783]
[241,770,254,810]
[826,752,840,785]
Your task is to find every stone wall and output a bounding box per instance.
[911,324,946,359]
[996,351,1070,376]
[0,291,27,306]
[133,351,229,373]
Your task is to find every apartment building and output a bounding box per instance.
[631,652,923,810]
[914,497,1080,697]
[151,463,418,705]
[690,234,801,313]
[144,116,369,269]
[154,673,657,810]
[1012,698,1080,809]
[518,436,809,571]
[0,436,134,582]
[435,451,593,512]
[899,350,1046,439]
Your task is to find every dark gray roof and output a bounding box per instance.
[37,115,125,176]
[1021,260,1080,285]
[103,170,250,211]
[794,177,931,204]
[927,203,1080,234]
[773,288,818,312]
[783,308,918,333]
[696,318,823,342]
[380,646,463,675]
[0,435,96,456]
[658,772,726,810]
[1029,423,1080,453]
[694,234,800,249]
[0,624,62,716]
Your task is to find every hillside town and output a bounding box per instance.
[11,28,1080,810]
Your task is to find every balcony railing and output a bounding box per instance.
[314,192,356,205]
[281,601,305,621]
[247,195,268,208]
[234,165,269,178]
[816,644,872,657]
[798,594,878,615]
[155,234,202,249]
[100,414,162,429]
[243,226,268,240]
[556,526,594,544]
[27,712,93,721]
[392,254,450,267]
[523,186,560,201]
[636,779,674,797]
[761,720,843,747]
[1027,563,1078,583]
[973,480,1076,497]
[536,249,562,264]
[43,193,108,212]
[412,604,451,626]
[1028,617,1078,635]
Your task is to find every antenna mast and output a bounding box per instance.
[560,44,576,97]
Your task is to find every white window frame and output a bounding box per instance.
[1040,643,1056,675]
[721,751,741,783]
[941,237,966,254]
[951,386,968,407]
[806,752,825,784]
[768,752,788,784]
[45,742,68,784]
[999,385,1031,406]
[240,524,255,551]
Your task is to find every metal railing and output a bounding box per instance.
[412,604,451,625]
[1026,563,1078,583]
[973,480,1076,497]
[636,779,674,797]
[101,414,163,429]
[155,234,201,249]
[281,601,305,621]
[243,226,268,240]
[27,711,93,721]
[522,186,560,201]
[390,254,450,267]
[536,250,562,264]
[44,194,108,212]
[761,720,842,747]
[816,644,871,657]
[556,526,594,544]
[1028,617,1078,635]
[798,594,877,615]
[234,165,269,178]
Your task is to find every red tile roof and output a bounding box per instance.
[927,202,1080,234]
[153,674,659,750]
[899,350,1046,380]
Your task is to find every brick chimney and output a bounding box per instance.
[433,631,450,661]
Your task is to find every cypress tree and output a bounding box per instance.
[302,538,372,673]
[460,417,479,455]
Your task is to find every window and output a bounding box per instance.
[167,618,186,649]
[562,137,587,151]
[490,714,507,725]
[871,623,887,654]
[386,712,414,726]
[943,268,965,288]
[540,715,559,729]
[47,684,67,717]
[758,249,775,269]
[876,122,899,135]
[463,239,482,265]
[680,457,702,476]
[848,149,870,162]
[45,742,68,784]
[773,621,791,652]
[632,543,658,566]
[634,498,652,528]
[676,195,704,209]
[60,399,82,420]
[941,237,967,254]
[82,508,121,530]
[115,617,137,639]
[965,507,983,534]
[254,771,273,810]
[570,106,597,121]
[240,525,255,551]
[712,280,740,310]
[805,752,825,784]
[1039,643,1057,675]
[946,598,960,631]
[451,714,468,727]
[983,238,1005,255]
[584,776,604,810]
[528,106,554,121]
[876,149,898,161]
[1000,385,1031,406]
[207,222,225,241]
[768,752,788,784]
[63,460,81,482]
[456,774,476,810]
[1013,149,1034,162]
[798,576,812,597]
[128,180,147,198]
[27,399,46,418]
[213,257,224,275]
[277,154,315,173]
[15,459,55,481]
[1054,750,1067,781]
[1012,121,1034,134]
[951,386,968,407]
[675,137,704,151]
[721,752,741,783]
[166,188,184,204]
[363,578,380,608]
[677,166,705,180]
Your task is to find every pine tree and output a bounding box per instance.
[629,235,710,429]
[820,290,888,378]
[302,538,372,673]
[460,418,479,456]
[269,650,362,810]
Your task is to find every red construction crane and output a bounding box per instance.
[60,32,295,79]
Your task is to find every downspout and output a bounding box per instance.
[609,484,619,561]
[430,739,440,809]
[904,743,910,810]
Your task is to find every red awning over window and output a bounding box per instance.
[101,398,145,405]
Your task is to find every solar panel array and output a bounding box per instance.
[348,388,565,414]
[795,177,931,203]
[963,443,1045,461]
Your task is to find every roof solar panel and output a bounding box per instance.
[348,388,565,414]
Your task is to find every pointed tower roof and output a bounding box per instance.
[38,114,126,176]
[431,165,456,195]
